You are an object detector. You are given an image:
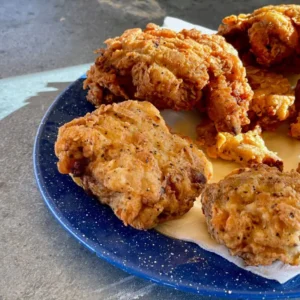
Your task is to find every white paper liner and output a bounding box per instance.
[157,202,300,284]
[163,16,216,34]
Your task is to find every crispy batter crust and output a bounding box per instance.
[218,5,300,67]
[245,65,295,130]
[84,23,253,134]
[202,165,300,266]
[197,122,283,170]
[55,100,213,230]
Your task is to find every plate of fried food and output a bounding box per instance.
[34,5,300,299]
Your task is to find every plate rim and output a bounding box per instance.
[33,76,300,299]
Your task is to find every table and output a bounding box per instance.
[1,1,299,299]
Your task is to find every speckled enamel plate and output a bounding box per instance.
[33,77,300,299]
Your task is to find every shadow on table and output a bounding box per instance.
[1,82,218,299]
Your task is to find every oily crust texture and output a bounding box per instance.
[55,100,213,230]
[218,5,300,67]
[202,165,300,266]
[245,65,295,130]
[196,64,296,167]
[84,23,253,134]
[197,123,283,170]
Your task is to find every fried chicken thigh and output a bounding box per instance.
[218,5,300,67]
[84,24,253,134]
[55,100,213,230]
[202,165,300,266]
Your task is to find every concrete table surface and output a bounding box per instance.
[1,1,300,299]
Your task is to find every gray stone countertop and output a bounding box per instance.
[1,0,300,299]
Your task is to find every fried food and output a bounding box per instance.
[55,100,213,230]
[202,165,300,266]
[197,122,283,170]
[246,65,295,130]
[218,5,300,67]
[84,23,253,134]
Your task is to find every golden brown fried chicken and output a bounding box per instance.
[218,5,300,67]
[55,100,213,230]
[84,23,253,134]
[246,65,295,130]
[202,165,300,266]
[197,122,283,170]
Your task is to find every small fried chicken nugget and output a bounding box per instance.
[202,165,300,266]
[197,122,283,170]
[218,5,300,67]
[55,100,213,230]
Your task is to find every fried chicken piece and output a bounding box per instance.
[218,5,300,67]
[202,165,300,266]
[55,100,213,230]
[84,23,253,134]
[197,122,283,170]
[246,65,295,130]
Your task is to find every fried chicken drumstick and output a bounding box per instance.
[202,165,300,266]
[55,100,213,230]
[218,5,300,67]
[84,24,253,134]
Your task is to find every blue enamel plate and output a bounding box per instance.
[33,76,300,299]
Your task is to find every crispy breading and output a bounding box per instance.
[202,165,300,266]
[218,5,300,67]
[246,65,295,130]
[197,122,283,170]
[84,23,253,134]
[55,100,213,230]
